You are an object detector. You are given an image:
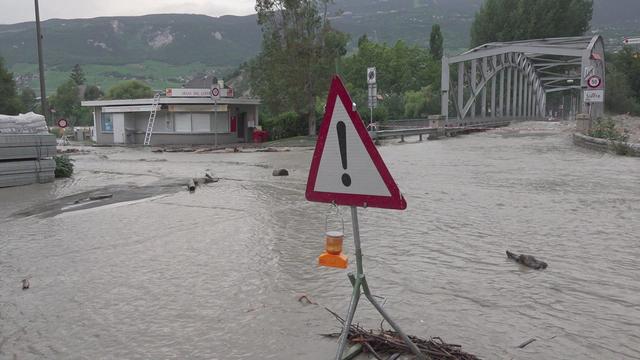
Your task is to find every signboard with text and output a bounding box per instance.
[584,90,604,103]
[166,88,233,98]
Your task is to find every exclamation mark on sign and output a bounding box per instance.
[337,121,351,187]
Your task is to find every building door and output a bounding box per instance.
[112,113,125,144]
[237,112,246,139]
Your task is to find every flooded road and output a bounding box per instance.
[1,122,639,359]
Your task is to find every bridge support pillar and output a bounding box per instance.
[428,115,446,140]
[576,113,592,134]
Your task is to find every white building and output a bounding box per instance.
[81,88,260,146]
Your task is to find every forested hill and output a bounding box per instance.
[1,0,637,69]
[0,14,262,67]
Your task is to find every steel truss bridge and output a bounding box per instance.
[440,35,606,126]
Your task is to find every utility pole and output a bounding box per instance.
[34,0,48,125]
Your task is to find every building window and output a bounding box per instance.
[192,113,211,132]
[102,113,113,132]
[172,112,228,133]
[174,113,191,132]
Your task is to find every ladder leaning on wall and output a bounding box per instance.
[143,92,161,146]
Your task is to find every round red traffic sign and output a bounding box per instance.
[211,87,220,98]
[587,75,602,89]
[57,118,68,128]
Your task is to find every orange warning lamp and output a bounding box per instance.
[319,230,348,269]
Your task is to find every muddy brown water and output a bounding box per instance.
[1,122,639,359]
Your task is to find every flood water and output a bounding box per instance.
[1,121,639,359]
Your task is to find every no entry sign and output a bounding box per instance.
[306,76,406,210]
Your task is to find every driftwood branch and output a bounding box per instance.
[322,307,480,360]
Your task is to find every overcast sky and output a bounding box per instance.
[0,0,257,24]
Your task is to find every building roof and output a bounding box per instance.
[184,74,218,89]
[82,96,260,107]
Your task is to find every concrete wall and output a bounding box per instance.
[131,133,239,146]
[573,133,640,156]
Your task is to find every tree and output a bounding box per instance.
[404,86,438,118]
[612,47,640,101]
[20,88,37,111]
[357,34,369,48]
[429,24,444,60]
[70,64,86,85]
[107,80,154,99]
[50,79,87,124]
[250,0,349,136]
[606,48,640,115]
[470,0,593,47]
[84,85,103,100]
[0,57,24,115]
[340,39,441,120]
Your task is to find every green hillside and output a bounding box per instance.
[0,14,261,67]
[10,61,233,95]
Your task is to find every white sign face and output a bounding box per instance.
[367,67,376,85]
[624,37,640,45]
[587,75,602,89]
[584,90,604,103]
[583,66,594,79]
[165,88,232,98]
[165,88,212,97]
[313,95,390,197]
[211,86,220,100]
[102,105,154,113]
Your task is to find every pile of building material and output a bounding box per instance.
[0,113,56,188]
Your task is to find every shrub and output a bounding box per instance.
[589,118,634,156]
[589,118,629,142]
[54,155,74,178]
[261,111,307,140]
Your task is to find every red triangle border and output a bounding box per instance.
[305,75,407,210]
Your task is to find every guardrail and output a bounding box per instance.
[371,119,512,141]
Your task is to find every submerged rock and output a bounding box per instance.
[272,169,289,176]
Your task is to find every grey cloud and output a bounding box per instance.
[0,0,256,24]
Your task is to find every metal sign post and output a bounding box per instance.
[367,67,377,125]
[57,118,69,145]
[211,85,220,147]
[306,76,424,360]
[333,206,425,360]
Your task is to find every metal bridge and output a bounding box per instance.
[440,35,606,126]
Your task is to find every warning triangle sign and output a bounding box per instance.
[305,76,407,210]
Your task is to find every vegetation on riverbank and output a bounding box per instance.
[54,155,74,178]
[589,118,634,155]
